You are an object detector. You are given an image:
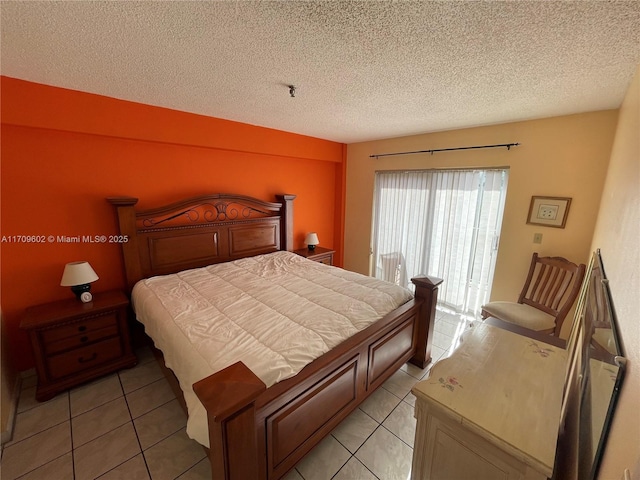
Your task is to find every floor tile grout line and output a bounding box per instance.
[1,416,70,451]
[357,406,382,427]
[72,371,145,480]
[364,400,416,451]
[350,407,395,454]
[341,455,380,480]
[379,422,414,450]
[71,416,132,451]
[67,392,77,480]
[117,370,153,480]
[4,442,71,480]
[120,370,167,397]
[328,452,374,480]
[74,418,139,477]
[69,375,125,419]
[137,422,187,453]
[401,393,416,408]
[0,394,73,480]
[92,447,140,480]
[337,421,408,478]
[335,453,353,479]
[126,391,177,423]
[4,414,69,448]
[95,348,175,387]
[123,376,171,401]
[124,377,177,420]
[71,389,122,415]
[171,456,208,480]
[380,384,412,403]
[69,386,132,450]
[68,368,166,422]
[118,369,200,479]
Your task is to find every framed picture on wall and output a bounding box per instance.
[527,196,572,228]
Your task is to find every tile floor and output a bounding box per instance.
[1,308,472,480]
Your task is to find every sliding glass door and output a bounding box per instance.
[372,168,509,316]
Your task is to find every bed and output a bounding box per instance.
[108,193,442,480]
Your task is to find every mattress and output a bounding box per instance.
[131,250,413,446]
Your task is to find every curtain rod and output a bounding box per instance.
[370,142,520,159]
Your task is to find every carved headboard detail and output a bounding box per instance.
[108,193,296,291]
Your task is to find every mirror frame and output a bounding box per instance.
[579,249,627,479]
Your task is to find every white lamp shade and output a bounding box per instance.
[60,261,99,286]
[305,232,320,246]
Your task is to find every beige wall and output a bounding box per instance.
[590,65,640,478]
[345,111,618,314]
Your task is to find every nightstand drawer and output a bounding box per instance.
[47,337,123,380]
[41,312,119,344]
[44,324,120,355]
[314,254,333,265]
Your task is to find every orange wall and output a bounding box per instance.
[1,76,345,371]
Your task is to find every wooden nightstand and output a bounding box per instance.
[21,290,137,401]
[293,246,335,266]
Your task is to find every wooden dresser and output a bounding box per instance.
[411,323,567,480]
[21,290,137,401]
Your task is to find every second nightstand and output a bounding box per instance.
[293,246,335,266]
[21,290,137,401]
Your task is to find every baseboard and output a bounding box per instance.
[1,374,22,446]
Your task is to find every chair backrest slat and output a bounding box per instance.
[550,271,573,310]
[540,266,561,306]
[529,264,547,302]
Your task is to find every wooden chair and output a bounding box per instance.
[378,252,408,287]
[481,253,586,336]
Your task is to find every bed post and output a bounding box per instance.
[276,194,296,251]
[411,276,443,369]
[193,362,267,480]
[107,197,142,291]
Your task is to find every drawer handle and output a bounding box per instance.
[80,336,89,343]
[78,325,87,332]
[78,353,97,364]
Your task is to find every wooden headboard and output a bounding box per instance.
[107,193,296,291]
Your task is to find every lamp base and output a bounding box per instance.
[307,245,316,251]
[70,284,91,300]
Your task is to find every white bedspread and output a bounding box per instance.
[131,250,412,446]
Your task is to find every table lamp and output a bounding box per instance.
[60,261,99,303]
[305,232,319,251]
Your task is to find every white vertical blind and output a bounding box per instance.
[372,169,509,316]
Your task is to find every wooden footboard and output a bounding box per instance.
[193,276,442,480]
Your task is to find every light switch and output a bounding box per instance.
[533,233,543,244]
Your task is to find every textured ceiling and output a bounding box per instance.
[1,1,639,143]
